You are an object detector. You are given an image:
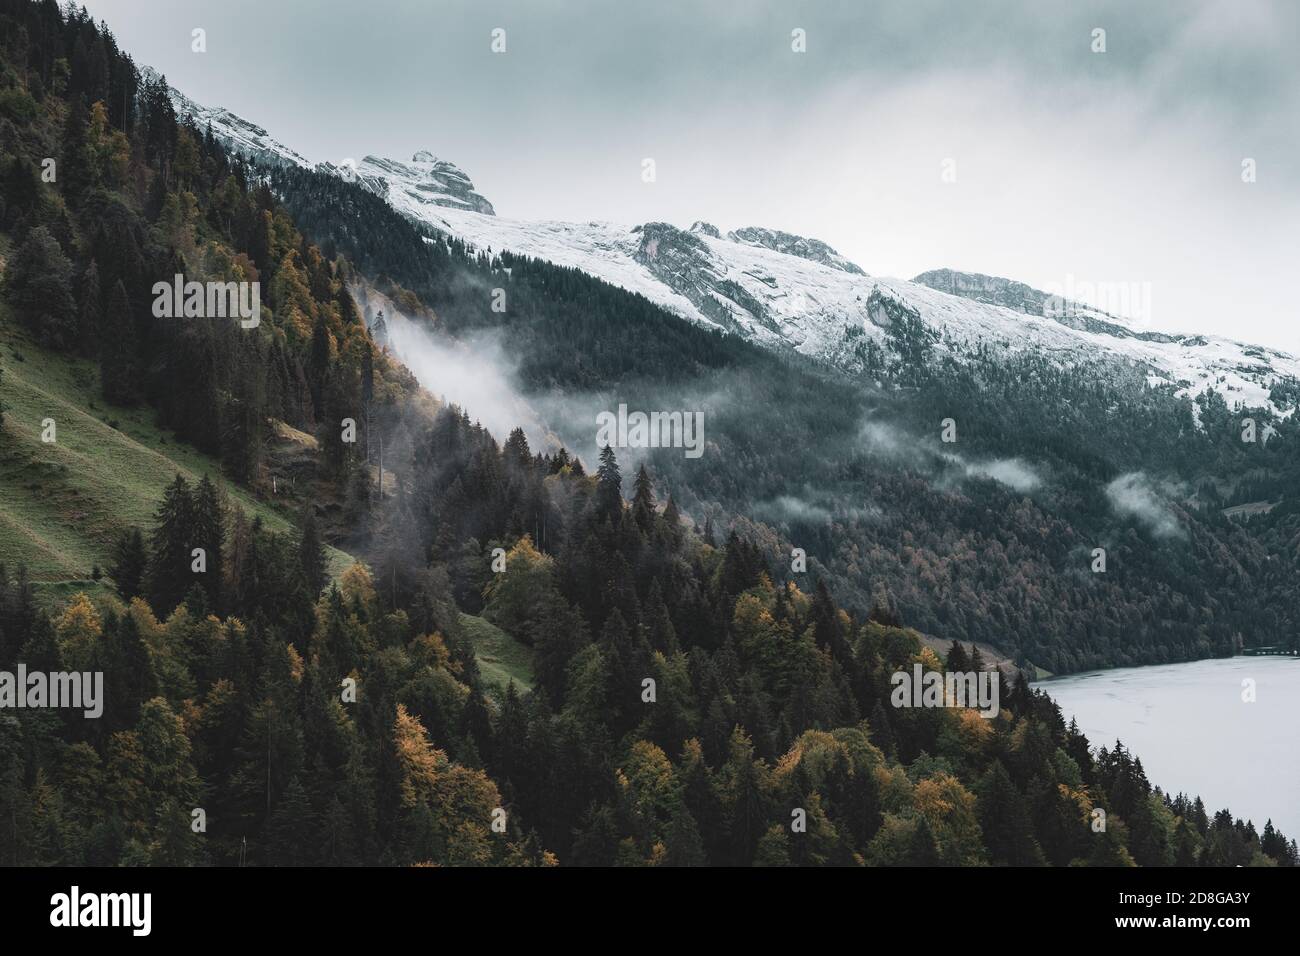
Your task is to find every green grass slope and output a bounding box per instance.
[0,297,351,603]
[458,612,534,695]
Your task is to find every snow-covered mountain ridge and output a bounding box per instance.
[168,80,1300,418]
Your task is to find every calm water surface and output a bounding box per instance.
[1033,656,1300,837]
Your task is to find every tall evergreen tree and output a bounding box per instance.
[109,527,147,602]
[631,464,656,532]
[146,474,195,616]
[977,762,1046,866]
[297,505,328,597]
[99,279,138,403]
[595,444,622,522]
[190,475,225,612]
[76,259,101,357]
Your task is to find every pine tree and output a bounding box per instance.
[631,464,655,532]
[908,814,942,865]
[146,474,195,616]
[297,506,328,597]
[109,527,147,601]
[100,279,138,403]
[663,808,707,866]
[59,94,93,197]
[371,309,388,348]
[190,475,225,612]
[103,612,156,732]
[76,259,101,357]
[662,495,682,544]
[595,444,622,522]
[266,775,317,865]
[977,762,1046,866]
[3,226,78,349]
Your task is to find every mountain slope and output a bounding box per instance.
[171,83,1299,420]
[0,291,353,601]
[165,76,1300,675]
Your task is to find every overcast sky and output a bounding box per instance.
[82,0,1299,349]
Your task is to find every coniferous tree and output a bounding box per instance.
[146,474,195,616]
[297,506,328,597]
[190,475,225,612]
[3,226,78,348]
[99,279,138,403]
[59,93,93,197]
[661,495,682,544]
[76,259,101,357]
[908,814,942,865]
[595,444,622,522]
[631,464,655,532]
[109,527,147,601]
[977,762,1046,866]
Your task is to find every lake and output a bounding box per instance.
[1032,656,1300,839]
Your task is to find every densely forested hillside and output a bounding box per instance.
[270,162,1300,674]
[0,0,425,587]
[3,415,1295,866]
[0,1,1294,868]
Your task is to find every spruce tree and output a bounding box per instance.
[662,494,682,544]
[191,475,225,612]
[909,814,942,865]
[3,226,77,349]
[76,259,101,357]
[100,279,138,403]
[595,444,622,521]
[109,527,148,601]
[146,474,195,616]
[297,506,328,597]
[977,762,1046,866]
[631,464,655,532]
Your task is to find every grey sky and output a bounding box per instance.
[82,0,1299,349]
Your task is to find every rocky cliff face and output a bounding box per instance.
[912,268,1181,344]
[913,268,1045,313]
[632,222,776,335]
[728,226,866,275]
[350,152,496,217]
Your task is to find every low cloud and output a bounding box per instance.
[861,419,1042,493]
[1106,471,1184,538]
[756,496,831,525]
[383,309,549,446]
[963,458,1041,493]
[752,490,882,528]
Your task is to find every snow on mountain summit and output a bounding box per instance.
[162,75,1300,419]
[726,226,865,275]
[351,152,496,217]
[146,67,309,169]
